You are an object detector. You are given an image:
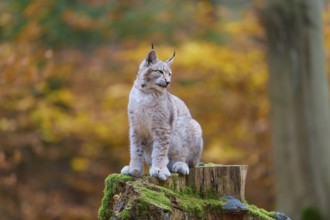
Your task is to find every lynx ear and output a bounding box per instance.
[146,49,158,66]
[166,51,175,66]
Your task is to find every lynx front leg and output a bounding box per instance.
[149,127,171,180]
[121,129,144,177]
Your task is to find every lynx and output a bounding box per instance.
[121,46,203,180]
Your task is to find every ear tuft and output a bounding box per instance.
[151,43,154,49]
[146,49,157,66]
[166,51,175,66]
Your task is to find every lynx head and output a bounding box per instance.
[136,45,175,93]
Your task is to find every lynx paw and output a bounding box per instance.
[149,166,171,180]
[121,165,142,177]
[171,162,189,175]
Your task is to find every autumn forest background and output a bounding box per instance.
[1,1,330,219]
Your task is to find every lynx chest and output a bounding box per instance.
[128,90,167,138]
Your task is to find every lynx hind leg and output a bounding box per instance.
[171,161,190,175]
[189,135,203,168]
[187,119,203,168]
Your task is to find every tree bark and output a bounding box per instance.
[187,165,247,201]
[263,0,330,219]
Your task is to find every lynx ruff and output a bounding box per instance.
[121,46,203,180]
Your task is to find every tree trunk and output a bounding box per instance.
[263,0,330,219]
[98,165,286,220]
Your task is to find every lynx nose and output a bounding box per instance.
[165,80,170,85]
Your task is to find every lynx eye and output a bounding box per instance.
[158,70,164,74]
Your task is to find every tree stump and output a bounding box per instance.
[98,165,287,220]
[188,165,247,200]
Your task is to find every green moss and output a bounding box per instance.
[197,162,219,167]
[179,186,196,196]
[153,184,179,198]
[117,208,131,219]
[99,173,281,220]
[169,173,179,189]
[134,183,173,212]
[177,187,225,218]
[98,174,133,220]
[131,180,224,219]
[302,207,323,220]
[179,197,207,217]
[208,198,225,210]
[247,204,276,220]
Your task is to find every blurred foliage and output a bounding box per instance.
[1,0,329,219]
[0,0,226,47]
[301,207,323,220]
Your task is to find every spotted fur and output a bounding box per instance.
[121,48,203,180]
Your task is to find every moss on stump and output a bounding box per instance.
[98,164,290,220]
[98,172,281,220]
